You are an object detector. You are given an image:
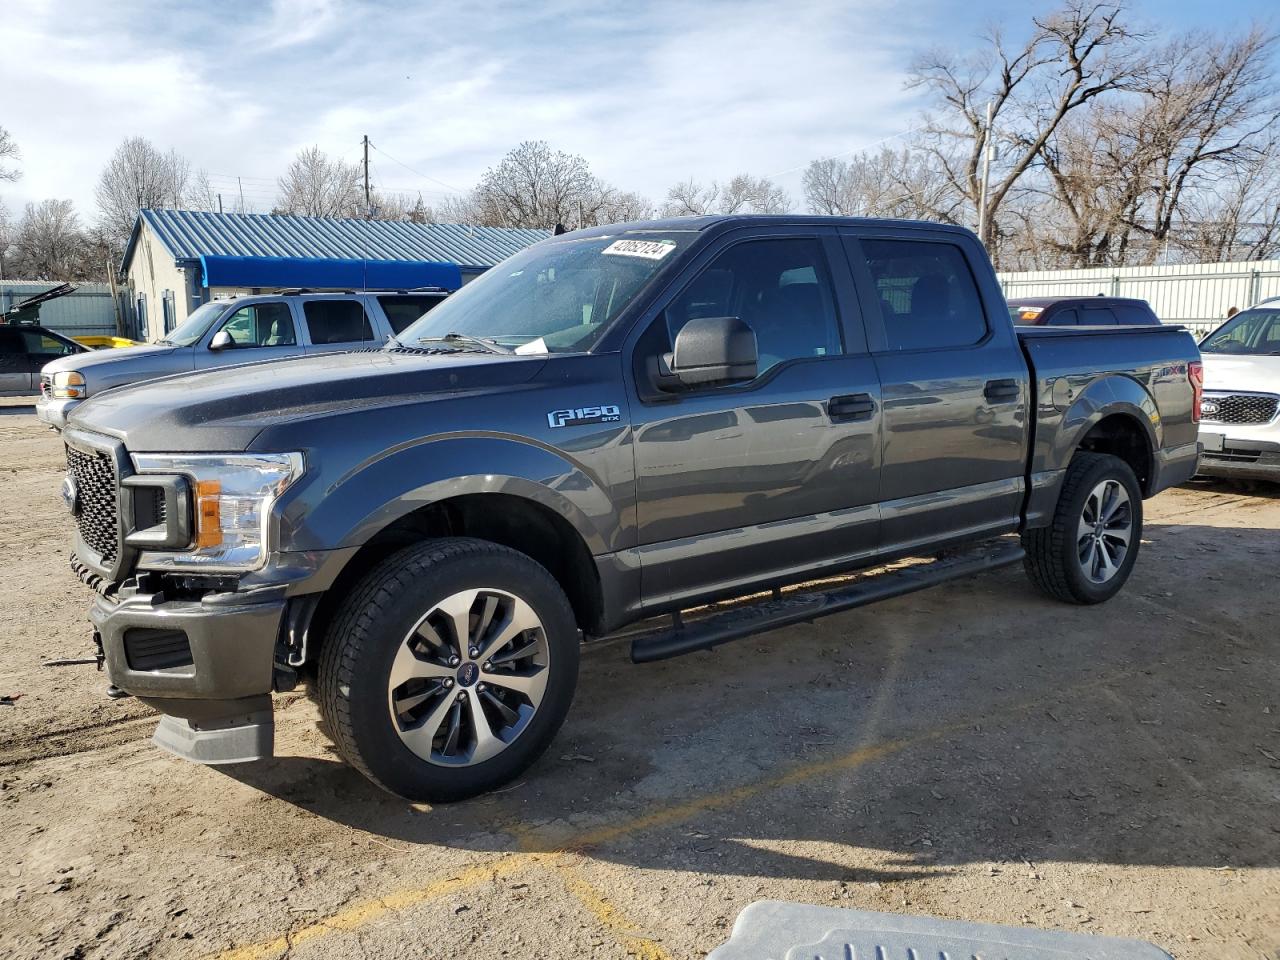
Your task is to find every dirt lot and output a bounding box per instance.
[1,400,1278,960]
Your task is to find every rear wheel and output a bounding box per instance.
[317,538,579,802]
[1022,452,1143,604]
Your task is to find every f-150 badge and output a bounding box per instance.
[547,405,622,428]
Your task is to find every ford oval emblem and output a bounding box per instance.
[60,474,80,517]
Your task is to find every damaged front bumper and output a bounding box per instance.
[89,577,286,764]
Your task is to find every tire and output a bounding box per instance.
[1021,452,1143,605]
[317,538,580,802]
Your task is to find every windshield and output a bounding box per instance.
[397,232,692,354]
[1200,308,1280,355]
[159,300,229,346]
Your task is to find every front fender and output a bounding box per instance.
[276,434,620,556]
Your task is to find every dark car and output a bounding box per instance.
[0,325,87,394]
[58,216,1202,802]
[1009,296,1161,327]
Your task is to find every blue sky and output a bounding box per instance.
[1,0,1275,220]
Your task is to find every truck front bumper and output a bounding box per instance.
[35,396,81,430]
[90,587,285,763]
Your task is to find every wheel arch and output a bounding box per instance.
[1049,375,1161,495]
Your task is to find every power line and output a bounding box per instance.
[367,142,466,194]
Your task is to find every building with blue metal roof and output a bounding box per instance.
[120,209,548,338]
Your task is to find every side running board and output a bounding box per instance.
[629,539,1025,664]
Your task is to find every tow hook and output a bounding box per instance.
[42,629,105,671]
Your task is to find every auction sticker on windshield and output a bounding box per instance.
[601,239,676,260]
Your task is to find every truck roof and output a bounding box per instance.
[562,214,975,239]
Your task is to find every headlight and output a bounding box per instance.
[130,452,304,572]
[51,371,87,399]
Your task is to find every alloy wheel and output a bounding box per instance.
[1076,479,1133,584]
[386,588,549,766]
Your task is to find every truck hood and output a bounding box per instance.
[1200,353,1280,394]
[43,341,177,375]
[68,348,547,452]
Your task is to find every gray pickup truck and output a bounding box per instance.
[36,289,446,429]
[56,216,1202,802]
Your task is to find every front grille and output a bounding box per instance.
[1202,392,1279,424]
[66,445,118,562]
[40,374,52,398]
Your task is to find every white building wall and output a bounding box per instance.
[124,223,196,339]
[997,259,1280,336]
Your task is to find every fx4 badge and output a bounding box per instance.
[547,405,622,428]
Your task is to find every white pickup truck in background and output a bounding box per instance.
[1196,297,1280,482]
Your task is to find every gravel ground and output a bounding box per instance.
[1,406,1277,960]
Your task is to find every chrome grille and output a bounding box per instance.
[40,373,52,399]
[1201,392,1279,425]
[66,445,118,562]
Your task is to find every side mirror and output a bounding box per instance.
[666,316,757,387]
[209,330,234,351]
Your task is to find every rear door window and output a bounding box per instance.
[1080,306,1118,325]
[860,239,986,350]
[377,295,445,335]
[304,300,375,345]
[1114,303,1158,325]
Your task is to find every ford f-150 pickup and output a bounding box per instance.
[55,216,1202,801]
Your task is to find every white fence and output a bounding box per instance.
[997,259,1280,337]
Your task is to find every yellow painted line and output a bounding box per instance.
[554,859,673,960]
[209,853,542,960]
[210,672,1126,960]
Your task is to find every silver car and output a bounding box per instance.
[37,290,445,429]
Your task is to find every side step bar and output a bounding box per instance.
[630,539,1025,664]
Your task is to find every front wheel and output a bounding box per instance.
[1022,452,1143,604]
[317,538,580,802]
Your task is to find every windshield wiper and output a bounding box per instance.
[416,332,513,355]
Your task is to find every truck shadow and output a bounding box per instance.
[219,520,1280,885]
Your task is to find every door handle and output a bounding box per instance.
[983,379,1020,402]
[828,393,876,421]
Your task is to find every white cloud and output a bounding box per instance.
[0,0,930,221]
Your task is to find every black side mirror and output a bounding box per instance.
[660,316,757,388]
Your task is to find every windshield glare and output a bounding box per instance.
[160,300,228,346]
[397,232,691,354]
[1200,308,1280,355]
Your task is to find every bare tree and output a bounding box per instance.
[446,141,651,229]
[274,146,365,218]
[803,148,963,222]
[95,137,192,250]
[661,174,789,216]
[10,199,88,280]
[0,126,21,182]
[1129,27,1280,260]
[909,1,1139,258]
[0,199,12,279]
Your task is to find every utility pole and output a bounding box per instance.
[363,135,371,218]
[217,193,223,215]
[237,177,245,212]
[977,100,994,249]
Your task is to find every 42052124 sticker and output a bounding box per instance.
[600,239,676,260]
[547,405,622,428]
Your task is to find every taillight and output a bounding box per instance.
[1188,360,1204,423]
